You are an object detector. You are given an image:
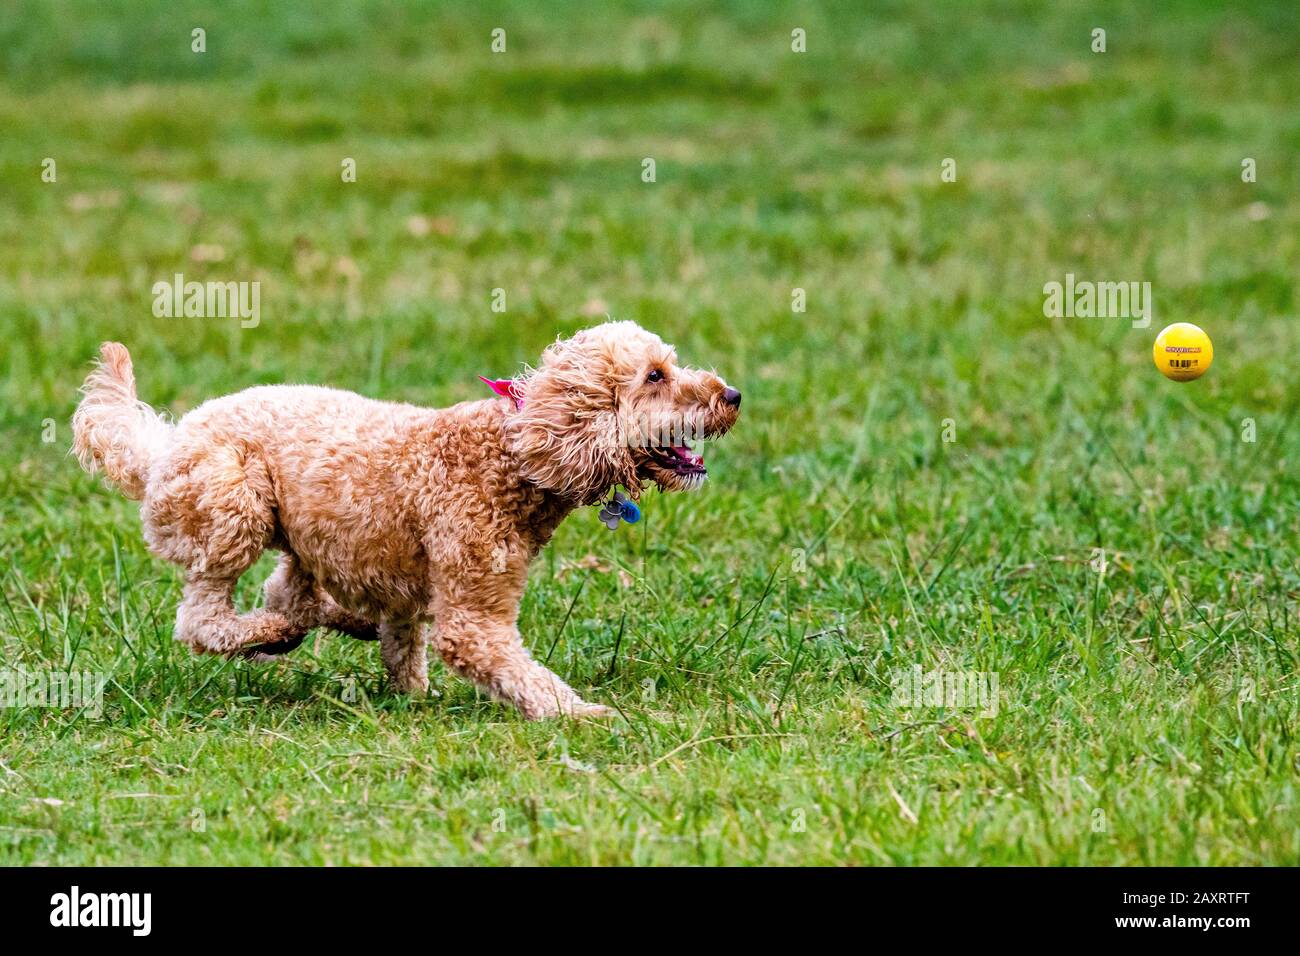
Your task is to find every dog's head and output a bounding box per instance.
[506,321,741,505]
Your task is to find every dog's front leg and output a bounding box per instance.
[431,599,610,720]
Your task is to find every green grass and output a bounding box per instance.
[2,0,1299,864]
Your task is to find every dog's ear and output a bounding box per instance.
[506,333,641,504]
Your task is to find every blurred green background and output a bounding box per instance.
[1,0,1298,864]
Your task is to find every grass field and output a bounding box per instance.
[2,0,1299,865]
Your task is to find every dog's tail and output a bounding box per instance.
[72,343,172,500]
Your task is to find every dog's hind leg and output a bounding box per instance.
[175,573,304,656]
[245,553,378,659]
[379,617,429,693]
[151,445,310,657]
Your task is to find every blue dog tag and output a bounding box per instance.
[598,491,639,530]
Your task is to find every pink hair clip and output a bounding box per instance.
[478,376,524,409]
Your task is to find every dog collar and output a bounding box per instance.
[598,490,640,530]
[479,376,524,409]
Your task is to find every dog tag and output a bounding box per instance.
[599,491,639,530]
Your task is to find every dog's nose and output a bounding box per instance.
[722,386,742,408]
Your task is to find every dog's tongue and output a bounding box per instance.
[674,446,704,466]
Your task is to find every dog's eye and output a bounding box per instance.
[646,369,664,383]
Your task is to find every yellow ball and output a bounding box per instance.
[1153,322,1213,382]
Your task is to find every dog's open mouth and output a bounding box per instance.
[649,442,706,476]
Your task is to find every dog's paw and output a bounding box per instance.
[567,700,618,719]
[239,634,306,661]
